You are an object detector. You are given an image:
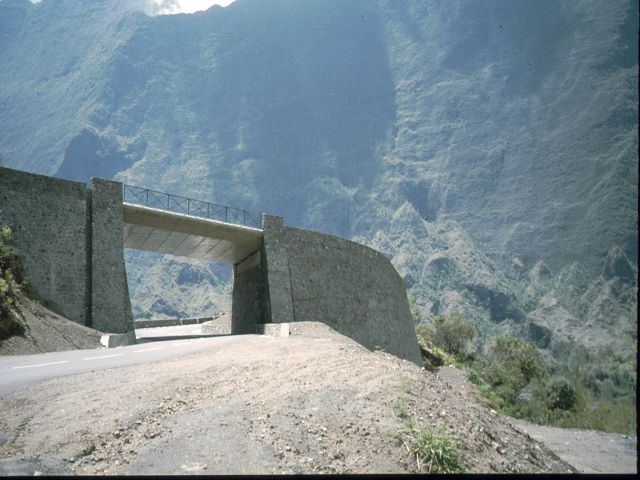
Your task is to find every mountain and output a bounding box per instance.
[0,0,637,359]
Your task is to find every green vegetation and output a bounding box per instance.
[0,224,27,339]
[406,291,421,323]
[397,420,463,473]
[418,312,637,436]
[481,336,548,407]
[415,311,475,365]
[430,312,476,359]
[415,323,451,370]
[393,375,463,473]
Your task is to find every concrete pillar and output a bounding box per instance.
[261,215,295,324]
[90,178,134,337]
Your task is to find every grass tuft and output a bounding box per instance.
[396,419,463,473]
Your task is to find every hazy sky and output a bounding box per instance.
[29,0,236,14]
[149,0,236,14]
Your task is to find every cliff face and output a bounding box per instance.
[0,0,636,354]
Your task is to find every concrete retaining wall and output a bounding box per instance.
[0,167,133,336]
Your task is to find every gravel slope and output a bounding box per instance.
[0,323,574,475]
[0,296,102,356]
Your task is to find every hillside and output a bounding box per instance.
[0,0,637,366]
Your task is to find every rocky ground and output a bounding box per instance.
[0,296,102,356]
[0,322,579,475]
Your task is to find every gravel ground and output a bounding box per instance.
[0,322,575,475]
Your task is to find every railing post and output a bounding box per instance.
[243,210,246,225]
[207,203,210,218]
[187,198,190,215]
[225,206,228,222]
[146,189,148,204]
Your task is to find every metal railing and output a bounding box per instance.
[123,184,261,228]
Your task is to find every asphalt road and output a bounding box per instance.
[0,330,246,397]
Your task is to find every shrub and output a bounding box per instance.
[397,420,463,473]
[429,311,476,359]
[481,336,548,405]
[415,324,449,369]
[467,368,483,386]
[546,376,578,411]
[0,224,27,339]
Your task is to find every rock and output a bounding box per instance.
[527,320,552,349]
[603,247,635,282]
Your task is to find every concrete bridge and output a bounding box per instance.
[123,203,262,263]
[0,167,421,364]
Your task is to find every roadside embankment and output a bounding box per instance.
[0,296,102,356]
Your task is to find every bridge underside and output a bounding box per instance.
[123,203,263,264]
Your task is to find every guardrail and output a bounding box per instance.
[123,184,261,228]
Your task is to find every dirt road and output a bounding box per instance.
[508,418,637,474]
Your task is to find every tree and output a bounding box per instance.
[430,311,476,358]
[481,336,548,405]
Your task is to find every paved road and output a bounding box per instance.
[0,332,246,397]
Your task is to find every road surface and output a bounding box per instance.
[0,330,245,397]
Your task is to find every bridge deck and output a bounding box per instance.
[123,203,263,263]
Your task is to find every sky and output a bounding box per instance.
[29,0,236,14]
[148,0,236,14]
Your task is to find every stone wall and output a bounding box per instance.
[0,167,133,336]
[90,178,132,334]
[260,216,295,324]
[257,213,421,365]
[0,167,89,324]
[283,226,422,365]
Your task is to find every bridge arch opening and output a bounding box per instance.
[121,186,263,340]
[125,250,232,337]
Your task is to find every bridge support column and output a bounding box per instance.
[260,215,295,324]
[231,250,264,334]
[89,178,134,338]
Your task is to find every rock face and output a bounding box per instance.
[0,0,636,356]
